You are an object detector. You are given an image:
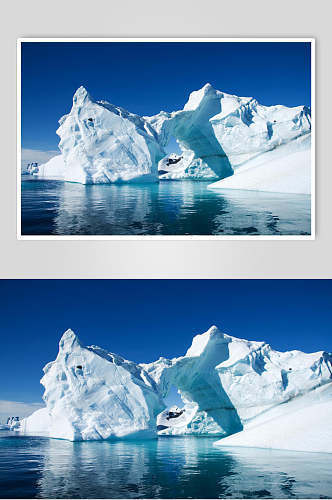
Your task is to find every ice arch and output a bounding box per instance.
[143,326,243,436]
[19,326,332,441]
[146,84,233,179]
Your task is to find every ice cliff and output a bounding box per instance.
[36,84,311,191]
[20,326,331,452]
[20,329,164,440]
[40,87,165,184]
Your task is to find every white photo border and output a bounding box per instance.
[17,37,315,241]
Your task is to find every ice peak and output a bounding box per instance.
[72,86,93,106]
[202,82,214,92]
[183,83,220,111]
[185,325,230,357]
[59,329,82,351]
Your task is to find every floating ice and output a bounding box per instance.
[20,325,331,451]
[20,329,164,440]
[36,84,311,189]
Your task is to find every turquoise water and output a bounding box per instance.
[21,177,311,236]
[1,432,331,498]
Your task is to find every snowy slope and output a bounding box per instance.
[20,329,164,440]
[214,383,332,453]
[209,134,311,194]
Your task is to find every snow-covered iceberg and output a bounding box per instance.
[20,329,164,440]
[149,84,311,184]
[49,87,164,184]
[35,84,311,188]
[144,326,331,438]
[20,325,331,451]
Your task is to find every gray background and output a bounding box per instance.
[1,0,331,278]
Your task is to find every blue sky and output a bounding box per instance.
[0,280,330,407]
[21,41,311,154]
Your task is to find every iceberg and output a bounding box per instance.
[36,154,65,179]
[20,329,164,440]
[35,84,311,188]
[144,326,331,439]
[50,87,164,184]
[19,326,331,452]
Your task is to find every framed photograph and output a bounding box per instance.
[1,279,331,499]
[18,38,315,239]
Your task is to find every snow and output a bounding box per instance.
[54,87,164,184]
[20,329,164,441]
[144,326,331,439]
[214,384,332,453]
[147,84,310,183]
[19,325,331,451]
[209,135,311,194]
[37,154,65,179]
[36,84,311,188]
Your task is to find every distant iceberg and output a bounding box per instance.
[19,325,331,453]
[34,84,311,192]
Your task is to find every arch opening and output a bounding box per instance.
[157,115,233,180]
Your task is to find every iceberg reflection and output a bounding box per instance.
[21,178,311,236]
[35,437,332,498]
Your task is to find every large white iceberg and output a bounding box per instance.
[45,87,165,184]
[35,84,311,188]
[20,329,164,440]
[20,325,331,452]
[149,83,310,184]
[144,326,331,439]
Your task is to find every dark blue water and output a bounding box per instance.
[21,177,311,236]
[1,432,331,498]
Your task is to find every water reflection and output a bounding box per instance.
[31,437,332,498]
[21,178,311,236]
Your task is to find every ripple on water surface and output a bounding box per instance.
[0,433,331,498]
[21,178,311,236]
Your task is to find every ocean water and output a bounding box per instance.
[0,432,331,499]
[21,177,311,236]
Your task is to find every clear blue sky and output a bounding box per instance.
[0,279,330,405]
[21,41,311,152]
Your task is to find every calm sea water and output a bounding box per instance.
[21,177,311,236]
[0,432,331,499]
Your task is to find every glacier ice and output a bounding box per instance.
[214,383,332,453]
[209,134,311,194]
[19,325,332,452]
[35,84,311,190]
[144,325,332,438]
[20,329,164,440]
[36,154,65,179]
[52,87,164,184]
